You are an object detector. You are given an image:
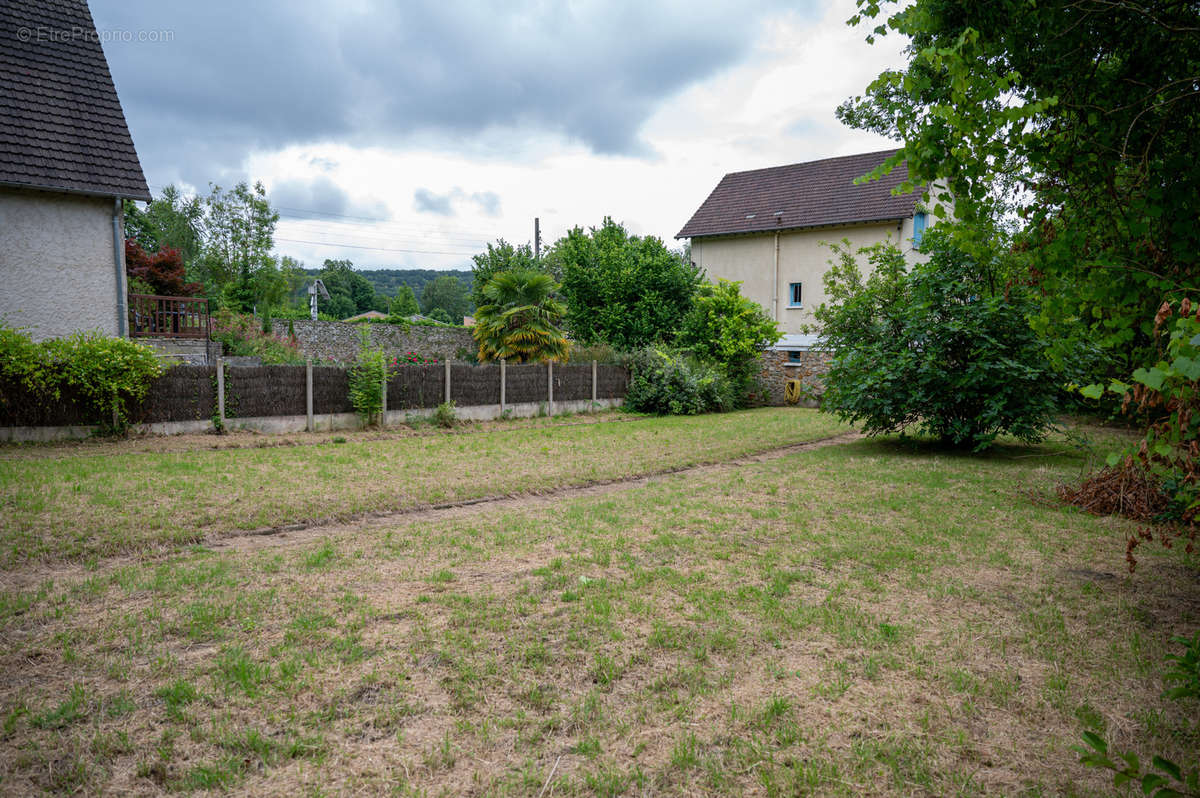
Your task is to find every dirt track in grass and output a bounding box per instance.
[205,430,864,554]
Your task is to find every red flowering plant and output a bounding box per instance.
[390,351,438,367]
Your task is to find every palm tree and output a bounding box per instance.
[472,270,571,363]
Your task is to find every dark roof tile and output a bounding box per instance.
[0,0,150,200]
[677,150,918,239]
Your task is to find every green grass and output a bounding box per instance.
[0,407,848,566]
[0,416,1196,795]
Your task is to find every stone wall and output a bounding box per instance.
[285,320,477,363]
[756,349,833,406]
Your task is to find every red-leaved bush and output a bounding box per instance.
[125,239,201,297]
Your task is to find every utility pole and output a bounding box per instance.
[534,217,541,260]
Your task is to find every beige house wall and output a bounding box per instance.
[0,186,123,341]
[691,216,931,336]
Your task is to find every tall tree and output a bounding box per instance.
[389,285,420,317]
[549,217,702,349]
[837,0,1200,378]
[470,239,540,308]
[203,181,279,306]
[421,275,471,323]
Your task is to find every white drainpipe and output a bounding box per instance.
[112,198,128,337]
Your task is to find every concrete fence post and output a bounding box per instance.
[444,358,451,404]
[216,357,226,429]
[591,359,598,406]
[500,358,506,414]
[380,372,387,428]
[548,360,554,416]
[306,359,313,432]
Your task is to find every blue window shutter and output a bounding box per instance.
[789,282,802,307]
[913,212,927,246]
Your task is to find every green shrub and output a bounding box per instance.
[816,229,1058,450]
[677,279,780,406]
[348,327,390,427]
[433,401,457,428]
[210,309,304,365]
[622,348,734,416]
[0,324,163,431]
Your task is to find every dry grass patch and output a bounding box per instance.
[0,408,848,567]
[0,426,1196,795]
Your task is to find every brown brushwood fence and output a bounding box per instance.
[0,360,629,431]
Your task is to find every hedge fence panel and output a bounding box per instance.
[311,367,354,415]
[224,366,308,419]
[388,365,444,409]
[506,364,548,405]
[597,364,629,399]
[554,364,593,401]
[138,365,217,423]
[450,364,501,407]
[0,381,91,427]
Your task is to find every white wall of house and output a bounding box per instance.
[0,186,122,341]
[692,218,932,335]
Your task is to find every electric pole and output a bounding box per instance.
[534,217,541,260]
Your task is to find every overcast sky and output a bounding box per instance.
[92,0,906,272]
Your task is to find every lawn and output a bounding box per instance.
[0,410,1196,796]
[0,408,849,567]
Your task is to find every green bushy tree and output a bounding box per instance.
[816,228,1058,450]
[678,280,780,406]
[838,0,1200,380]
[421,275,471,323]
[389,285,420,318]
[550,217,701,349]
[470,239,540,309]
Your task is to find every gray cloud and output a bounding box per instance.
[91,0,808,187]
[413,187,503,217]
[471,191,501,217]
[271,176,390,219]
[413,188,456,216]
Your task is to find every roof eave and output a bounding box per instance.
[677,215,911,240]
[0,179,152,203]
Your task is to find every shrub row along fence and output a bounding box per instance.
[0,361,630,431]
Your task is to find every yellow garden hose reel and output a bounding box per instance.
[784,379,804,405]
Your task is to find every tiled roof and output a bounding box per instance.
[0,0,150,200]
[676,150,918,239]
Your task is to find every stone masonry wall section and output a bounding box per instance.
[286,320,477,363]
[757,349,833,406]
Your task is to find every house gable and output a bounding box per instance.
[0,0,150,200]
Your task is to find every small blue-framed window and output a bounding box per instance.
[786,350,804,364]
[913,211,927,246]
[788,282,802,307]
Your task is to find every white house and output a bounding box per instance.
[0,0,151,341]
[677,149,940,365]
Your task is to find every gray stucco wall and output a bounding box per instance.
[0,186,120,340]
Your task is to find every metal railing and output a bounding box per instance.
[128,294,210,339]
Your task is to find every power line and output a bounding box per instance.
[146,182,506,242]
[274,237,478,257]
